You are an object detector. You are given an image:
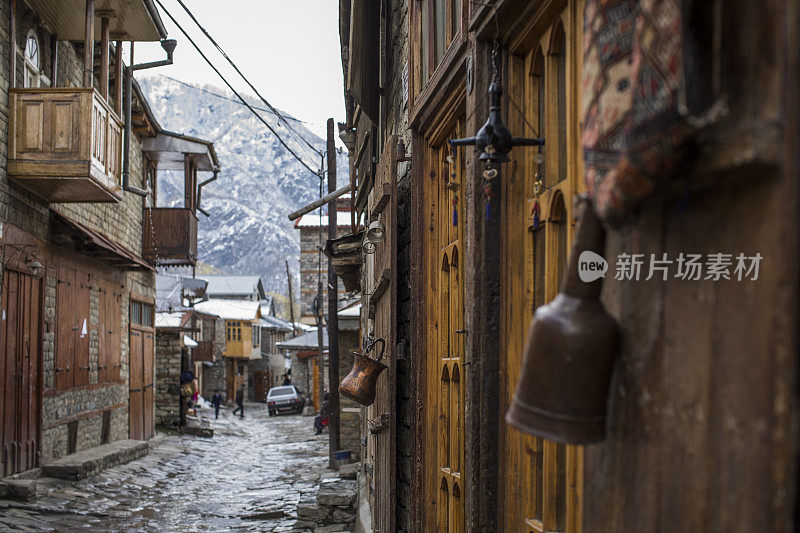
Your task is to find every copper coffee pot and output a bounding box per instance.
[506,195,619,444]
[339,337,387,406]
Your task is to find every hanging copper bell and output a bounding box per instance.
[506,195,620,444]
[339,338,387,406]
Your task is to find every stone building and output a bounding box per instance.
[293,197,356,325]
[0,0,175,477]
[337,0,800,531]
[154,275,226,425]
[257,313,294,392]
[193,298,262,401]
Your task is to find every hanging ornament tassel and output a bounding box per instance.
[452,194,459,226]
[532,200,541,231]
[484,181,492,220]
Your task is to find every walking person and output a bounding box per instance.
[232,383,245,419]
[211,390,223,419]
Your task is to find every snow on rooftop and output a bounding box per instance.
[338,303,361,317]
[155,311,185,329]
[194,299,261,321]
[294,211,353,228]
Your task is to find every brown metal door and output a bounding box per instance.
[1,269,42,476]
[128,329,143,440]
[142,331,154,439]
[253,370,269,402]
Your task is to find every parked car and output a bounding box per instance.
[267,385,305,416]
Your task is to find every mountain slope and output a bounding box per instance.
[139,75,347,293]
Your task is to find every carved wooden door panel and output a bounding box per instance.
[424,121,465,532]
[503,4,583,532]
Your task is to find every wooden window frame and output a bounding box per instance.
[411,0,464,99]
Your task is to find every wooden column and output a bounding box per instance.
[184,154,192,209]
[83,0,94,87]
[51,35,58,87]
[99,17,109,99]
[114,41,123,115]
[326,118,340,468]
[9,0,16,89]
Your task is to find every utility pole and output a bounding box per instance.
[285,259,296,333]
[315,283,325,417]
[326,118,340,468]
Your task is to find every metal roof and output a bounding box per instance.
[193,299,261,321]
[278,328,327,351]
[196,275,266,300]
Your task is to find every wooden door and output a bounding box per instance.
[225,359,235,400]
[0,269,42,476]
[424,122,466,531]
[502,5,583,531]
[311,357,320,410]
[367,137,399,533]
[128,328,143,440]
[253,370,269,402]
[142,330,154,440]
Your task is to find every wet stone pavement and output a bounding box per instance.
[0,403,331,531]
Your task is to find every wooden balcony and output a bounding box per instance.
[192,341,214,363]
[143,207,198,266]
[8,88,123,203]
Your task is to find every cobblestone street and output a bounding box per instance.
[0,403,329,531]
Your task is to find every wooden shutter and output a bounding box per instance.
[55,266,75,390]
[73,271,90,387]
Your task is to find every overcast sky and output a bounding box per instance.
[132,0,345,134]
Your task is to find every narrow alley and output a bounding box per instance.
[0,405,328,531]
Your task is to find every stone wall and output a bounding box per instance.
[155,331,181,427]
[289,352,311,397]
[200,316,226,399]
[299,226,351,324]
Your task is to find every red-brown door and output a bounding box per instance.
[142,331,154,439]
[0,269,42,476]
[253,370,269,402]
[129,329,144,440]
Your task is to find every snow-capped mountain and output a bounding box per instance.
[139,75,347,293]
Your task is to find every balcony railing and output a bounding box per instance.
[143,207,198,266]
[8,88,123,203]
[192,341,214,363]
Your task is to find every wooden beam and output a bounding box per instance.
[100,17,109,99]
[83,0,95,87]
[114,40,122,115]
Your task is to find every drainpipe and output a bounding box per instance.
[196,167,218,217]
[122,39,177,196]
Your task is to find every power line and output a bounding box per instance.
[153,0,322,178]
[156,74,314,127]
[173,0,323,158]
